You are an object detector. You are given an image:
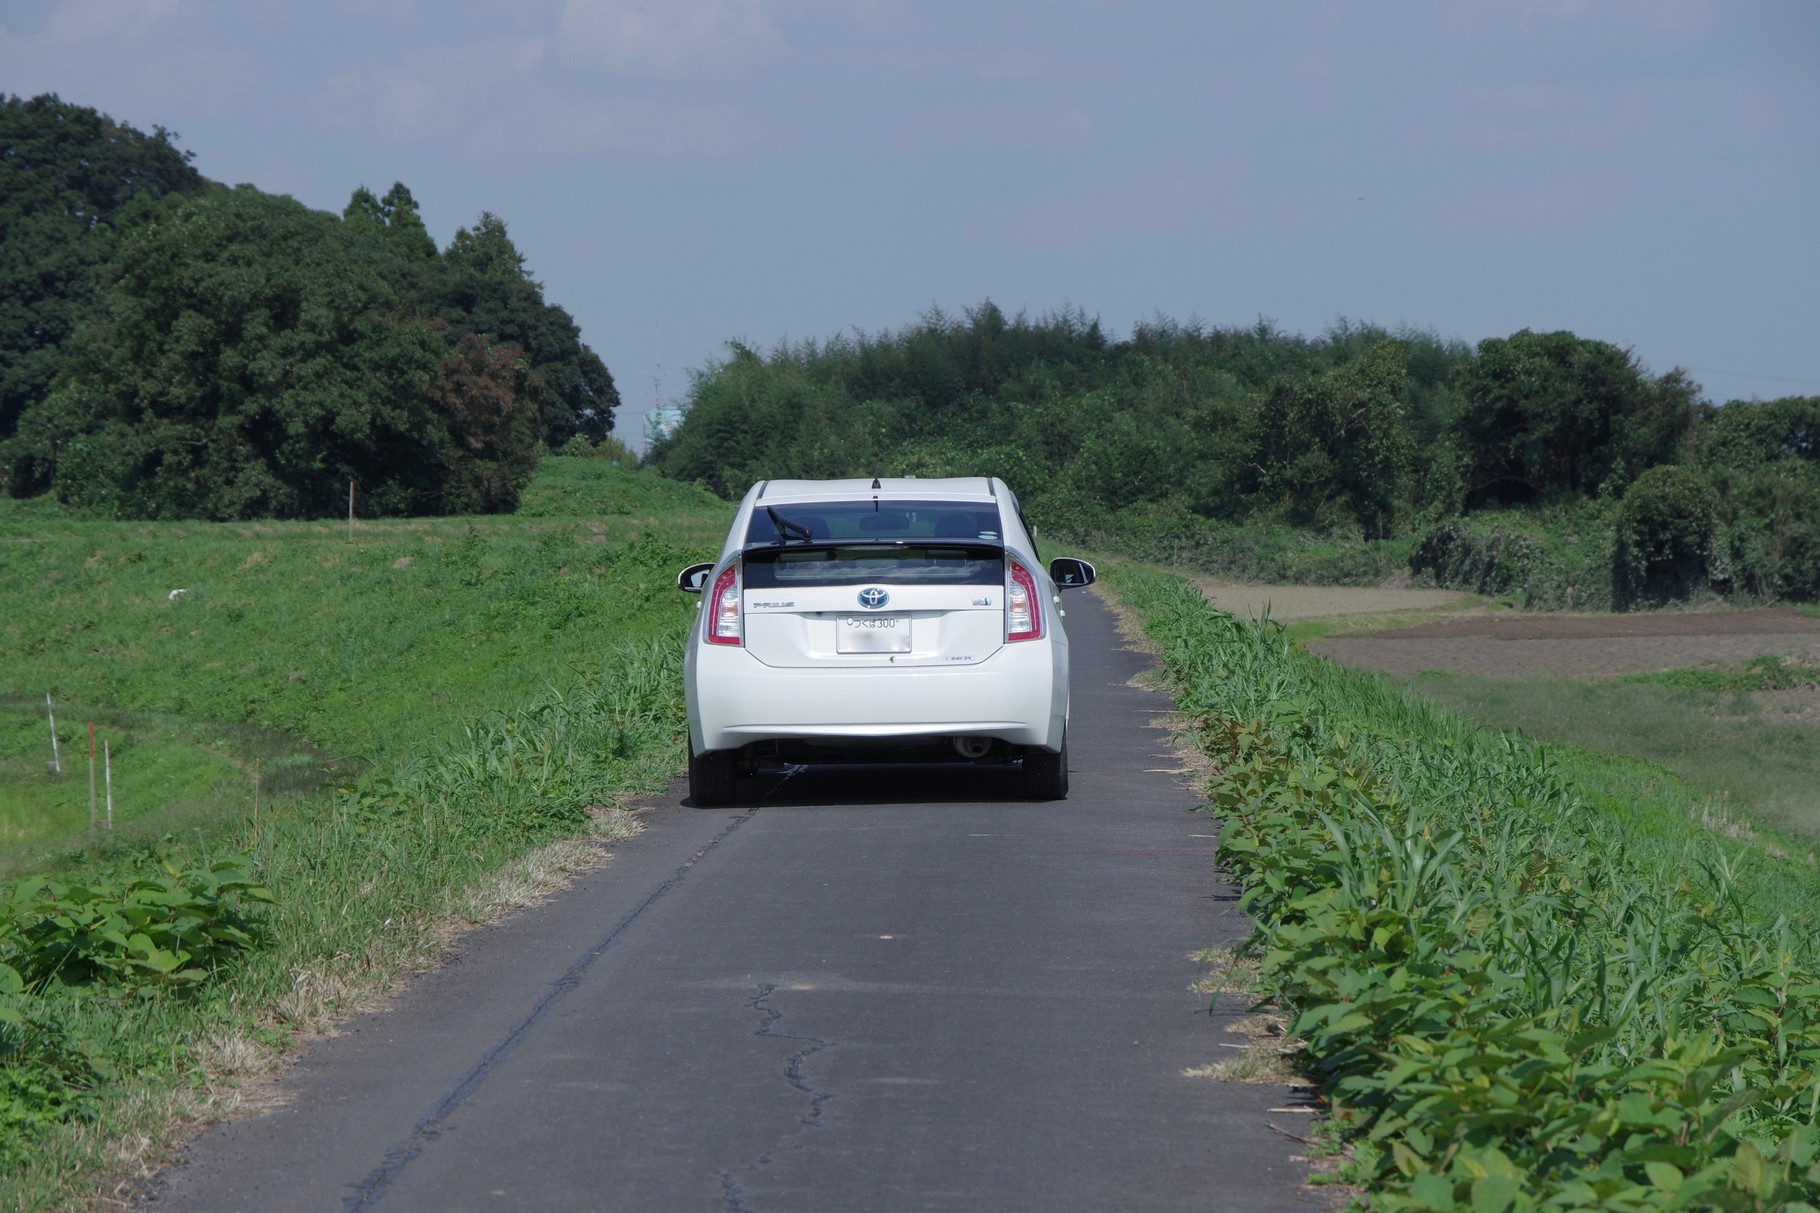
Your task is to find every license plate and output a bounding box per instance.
[838,614,911,653]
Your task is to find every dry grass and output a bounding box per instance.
[1193,942,1263,996]
[1184,1013,1307,1086]
[452,810,640,924]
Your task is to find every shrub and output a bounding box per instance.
[1409,508,1618,610]
[1616,466,1719,606]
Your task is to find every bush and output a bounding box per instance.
[1409,508,1618,610]
[1616,466,1719,606]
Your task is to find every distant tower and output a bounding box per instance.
[643,407,685,446]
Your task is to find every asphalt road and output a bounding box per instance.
[148,590,1318,1212]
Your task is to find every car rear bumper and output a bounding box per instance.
[688,642,1067,754]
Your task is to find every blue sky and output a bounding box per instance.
[4,0,1817,441]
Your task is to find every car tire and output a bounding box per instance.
[1021,731,1068,800]
[689,746,738,807]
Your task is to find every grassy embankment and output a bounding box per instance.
[0,457,726,1208]
[1107,565,1820,1211]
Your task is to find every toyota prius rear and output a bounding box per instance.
[676,477,1095,805]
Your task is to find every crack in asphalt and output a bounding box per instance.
[341,808,760,1211]
[718,982,836,1212]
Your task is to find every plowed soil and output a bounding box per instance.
[1191,579,1820,679]
[1312,607,1820,678]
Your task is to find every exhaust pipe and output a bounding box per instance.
[952,736,993,759]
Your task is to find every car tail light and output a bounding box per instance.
[1006,558,1043,642]
[706,564,743,646]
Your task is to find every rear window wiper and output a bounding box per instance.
[765,506,814,544]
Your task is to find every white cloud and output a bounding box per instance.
[556,0,782,73]
[43,0,180,42]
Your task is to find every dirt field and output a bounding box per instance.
[1194,578,1477,623]
[1312,608,1820,678]
[1192,579,1820,678]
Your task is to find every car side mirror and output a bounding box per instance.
[677,562,714,593]
[1049,557,1096,588]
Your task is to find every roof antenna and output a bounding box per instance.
[870,474,882,490]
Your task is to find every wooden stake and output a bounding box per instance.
[88,721,97,829]
[46,693,61,774]
[348,479,356,542]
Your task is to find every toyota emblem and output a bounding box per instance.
[858,587,890,609]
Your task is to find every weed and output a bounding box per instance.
[1623,654,1820,694]
[1107,564,1820,1211]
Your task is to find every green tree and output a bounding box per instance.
[1247,340,1414,536]
[1451,329,1700,506]
[342,181,439,262]
[0,94,208,439]
[1693,397,1820,600]
[1692,395,1819,472]
[429,333,545,513]
[2,187,539,518]
[435,213,618,446]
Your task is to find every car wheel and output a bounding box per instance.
[1021,731,1068,800]
[689,746,738,807]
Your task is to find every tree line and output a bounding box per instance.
[0,94,617,519]
[650,303,1819,605]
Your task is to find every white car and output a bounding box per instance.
[676,476,1096,806]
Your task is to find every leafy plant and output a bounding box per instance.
[2,858,272,992]
[1111,565,1820,1211]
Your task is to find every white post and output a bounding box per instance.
[46,693,61,775]
[104,740,114,830]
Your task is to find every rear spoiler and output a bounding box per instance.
[740,539,1006,557]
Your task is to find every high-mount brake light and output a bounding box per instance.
[1006,558,1043,642]
[706,564,743,645]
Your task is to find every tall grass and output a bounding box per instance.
[1107,566,1820,1211]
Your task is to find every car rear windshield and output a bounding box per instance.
[745,500,1003,545]
[744,545,1004,588]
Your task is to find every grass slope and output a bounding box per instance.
[0,457,726,870]
[0,458,729,1208]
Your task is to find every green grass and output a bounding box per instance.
[0,457,732,1208]
[515,453,735,524]
[1622,653,1820,694]
[1404,666,1820,849]
[1280,600,1500,647]
[0,703,250,867]
[0,459,726,864]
